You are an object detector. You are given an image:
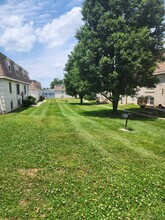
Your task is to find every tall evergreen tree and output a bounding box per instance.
[76,0,165,113]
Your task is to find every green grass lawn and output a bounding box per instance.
[0,99,165,219]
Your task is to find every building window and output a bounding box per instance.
[5,59,11,72]
[150,97,154,105]
[9,82,12,93]
[16,70,20,75]
[146,88,154,90]
[146,96,154,105]
[14,64,20,76]
[11,101,13,110]
[16,84,20,94]
[24,85,26,94]
[18,99,21,106]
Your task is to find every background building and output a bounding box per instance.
[126,62,165,106]
[43,84,72,99]
[30,80,42,102]
[138,62,165,106]
[97,62,165,107]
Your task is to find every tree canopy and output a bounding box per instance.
[64,44,90,104]
[73,0,165,113]
[50,78,64,89]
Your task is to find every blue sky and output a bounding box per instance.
[0,0,84,88]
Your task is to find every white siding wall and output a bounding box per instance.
[55,91,72,98]
[30,89,42,102]
[136,74,165,106]
[55,91,65,98]
[0,79,29,113]
[43,89,72,99]
[154,75,165,106]
[119,74,165,106]
[119,95,137,105]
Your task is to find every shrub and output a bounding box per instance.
[39,96,45,101]
[137,96,148,108]
[23,96,36,107]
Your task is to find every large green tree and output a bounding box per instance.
[64,45,90,104]
[76,0,165,113]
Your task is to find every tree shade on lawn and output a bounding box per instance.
[68,0,165,113]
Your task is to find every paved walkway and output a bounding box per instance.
[93,102,165,120]
[33,99,47,107]
[123,109,165,120]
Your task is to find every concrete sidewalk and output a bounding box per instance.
[33,99,47,107]
[123,109,165,120]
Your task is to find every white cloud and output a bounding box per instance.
[0,0,39,52]
[0,3,83,52]
[0,1,84,87]
[0,0,44,24]
[0,22,36,52]
[36,7,83,48]
[17,43,76,88]
[1,15,23,28]
[53,63,65,68]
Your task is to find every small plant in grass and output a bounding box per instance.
[137,96,148,108]
[22,96,36,107]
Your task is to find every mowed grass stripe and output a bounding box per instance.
[28,100,51,116]
[57,101,114,160]
[57,101,163,161]
[71,102,165,158]
[0,98,164,219]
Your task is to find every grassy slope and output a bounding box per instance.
[0,99,164,219]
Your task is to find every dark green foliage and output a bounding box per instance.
[84,92,97,101]
[23,96,36,107]
[50,78,64,89]
[64,46,91,104]
[76,0,165,113]
[39,95,45,102]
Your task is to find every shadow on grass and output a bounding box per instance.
[9,106,32,114]
[80,108,157,121]
[81,109,121,119]
[69,102,100,106]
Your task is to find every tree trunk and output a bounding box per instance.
[80,96,83,104]
[112,94,119,114]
